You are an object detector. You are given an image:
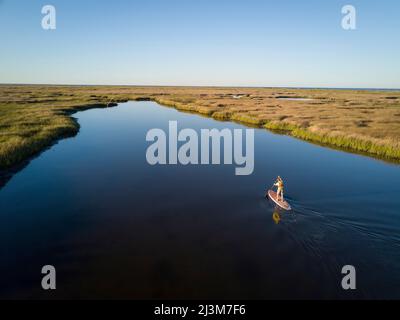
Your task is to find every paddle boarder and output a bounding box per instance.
[267,176,291,211]
[273,176,284,202]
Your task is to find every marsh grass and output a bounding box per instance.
[1,85,400,169]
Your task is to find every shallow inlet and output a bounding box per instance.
[277,97,314,101]
[0,101,399,299]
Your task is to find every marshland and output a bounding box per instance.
[1,99,400,299]
[1,85,400,172]
[2,0,400,302]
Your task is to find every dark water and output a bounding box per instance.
[1,101,399,299]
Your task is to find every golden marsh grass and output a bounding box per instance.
[1,85,400,169]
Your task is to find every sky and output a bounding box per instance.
[0,0,399,88]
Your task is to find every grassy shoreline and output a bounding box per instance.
[154,97,400,161]
[1,85,400,170]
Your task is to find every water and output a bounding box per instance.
[277,98,314,101]
[1,101,399,299]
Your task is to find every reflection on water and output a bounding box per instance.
[272,209,281,224]
[0,101,400,299]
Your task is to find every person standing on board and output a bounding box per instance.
[274,176,284,202]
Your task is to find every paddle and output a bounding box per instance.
[266,183,275,197]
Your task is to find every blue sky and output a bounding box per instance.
[0,0,399,88]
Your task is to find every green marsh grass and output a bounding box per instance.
[1,85,400,169]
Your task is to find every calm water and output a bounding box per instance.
[277,98,314,101]
[1,101,400,299]
[278,98,314,101]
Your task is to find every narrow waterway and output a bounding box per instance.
[1,101,399,299]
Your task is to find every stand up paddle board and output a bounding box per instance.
[267,190,292,211]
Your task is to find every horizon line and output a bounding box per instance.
[1,82,400,91]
